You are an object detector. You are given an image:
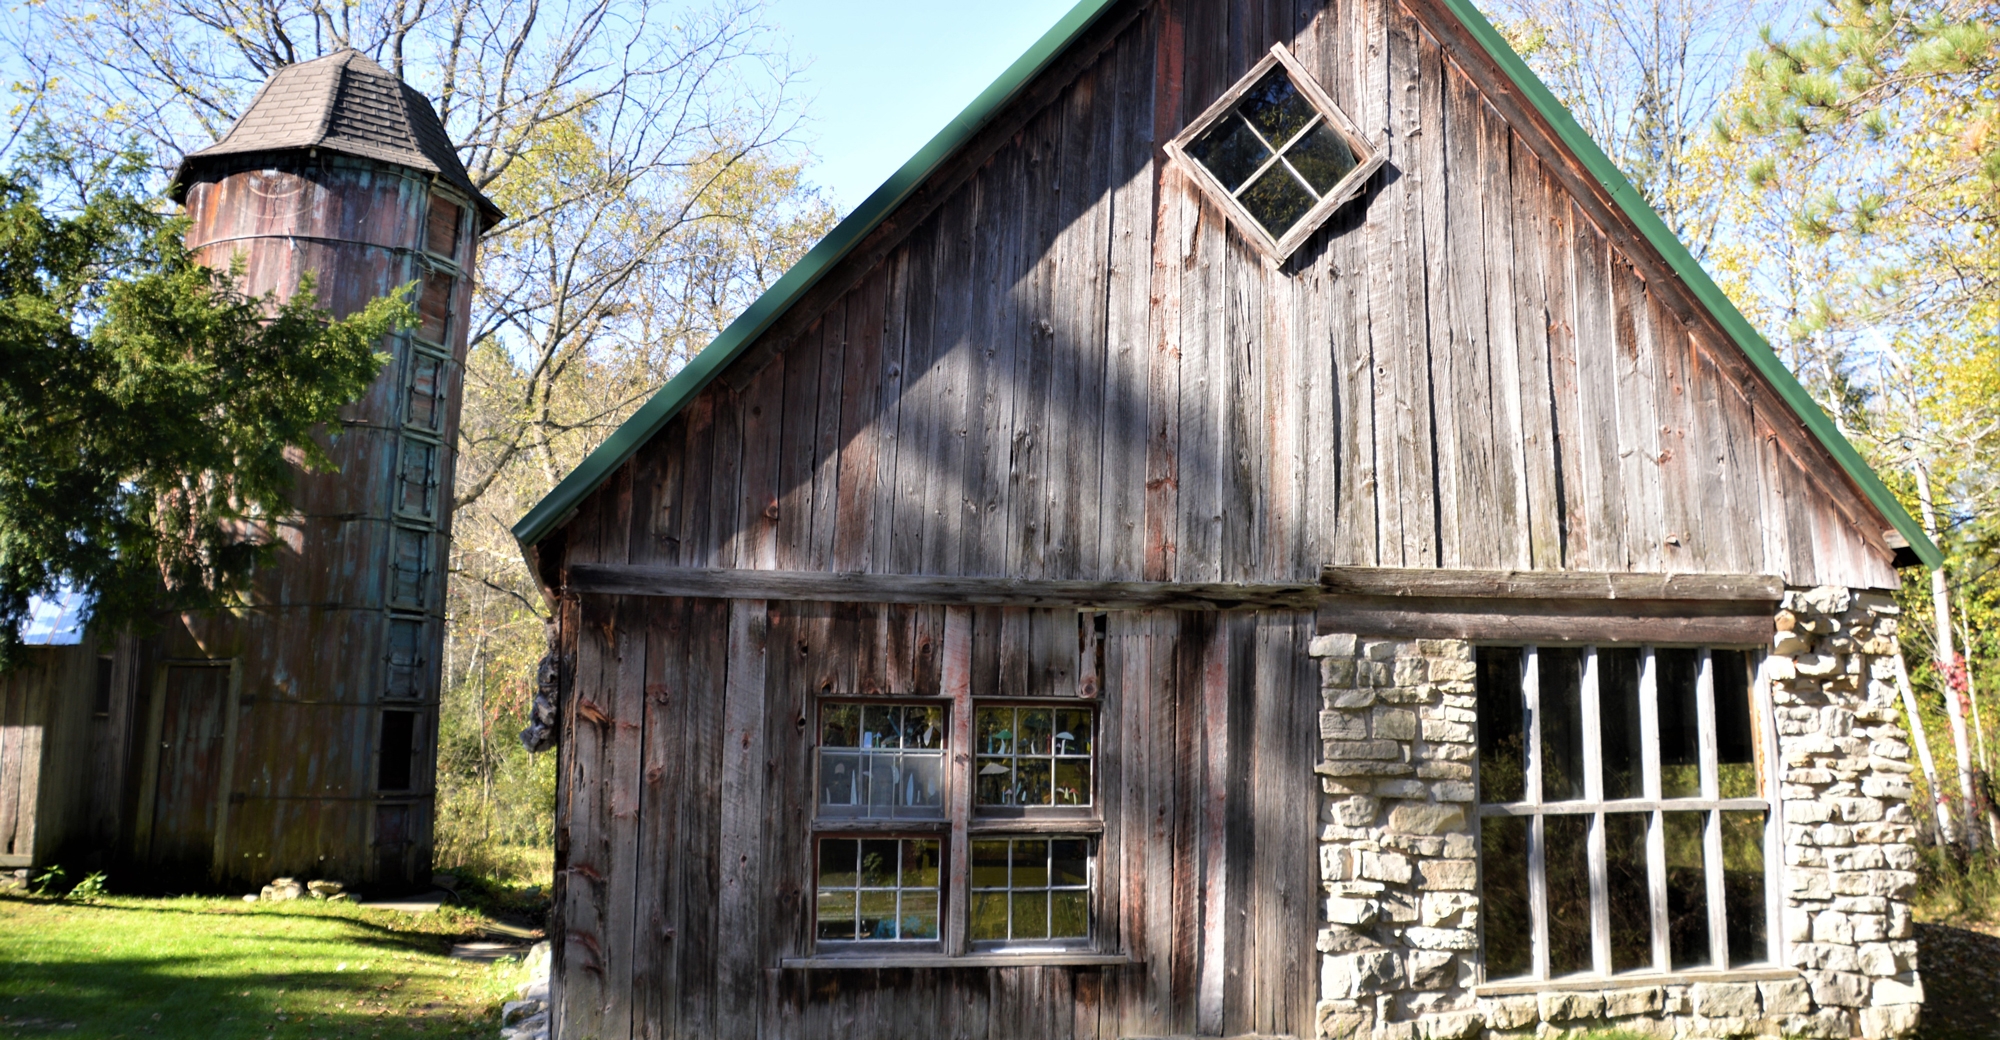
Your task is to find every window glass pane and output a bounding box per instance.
[971,892,1009,941]
[1054,759,1091,806]
[1240,165,1316,236]
[1714,650,1759,798]
[858,890,898,939]
[817,890,857,940]
[971,840,1009,888]
[976,707,1015,754]
[858,839,898,887]
[1477,647,1526,803]
[903,752,944,811]
[1186,115,1271,192]
[1013,839,1050,888]
[1014,759,1053,805]
[1721,809,1768,966]
[1605,811,1652,973]
[1052,891,1089,938]
[900,891,940,940]
[1539,648,1587,802]
[1054,709,1092,755]
[1236,68,1316,148]
[1599,648,1644,799]
[816,837,939,944]
[1480,814,1532,979]
[1020,709,1053,755]
[1545,813,1593,975]
[1664,810,1711,968]
[976,704,1094,808]
[977,757,1013,804]
[1012,891,1050,939]
[1286,123,1356,193]
[820,703,946,818]
[904,705,945,750]
[1051,838,1090,886]
[861,704,900,748]
[902,839,941,889]
[969,836,1093,946]
[820,751,860,806]
[1658,650,1702,797]
[819,838,858,888]
[821,704,859,747]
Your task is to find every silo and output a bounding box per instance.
[150,49,500,889]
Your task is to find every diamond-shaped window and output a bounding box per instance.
[1167,44,1383,259]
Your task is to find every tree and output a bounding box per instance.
[0,146,410,660]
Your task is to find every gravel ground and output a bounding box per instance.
[1917,922,2000,1040]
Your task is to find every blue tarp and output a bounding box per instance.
[18,587,89,646]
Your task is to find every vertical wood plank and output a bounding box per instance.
[714,599,770,1038]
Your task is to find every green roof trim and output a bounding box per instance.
[510,0,1127,549]
[1432,0,1939,569]
[515,0,1940,573]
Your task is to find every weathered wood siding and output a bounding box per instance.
[548,587,1320,1038]
[0,644,100,867]
[560,0,1897,594]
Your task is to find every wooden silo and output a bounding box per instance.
[132,49,503,889]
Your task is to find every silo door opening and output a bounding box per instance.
[143,664,233,871]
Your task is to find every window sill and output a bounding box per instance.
[1474,966,1798,997]
[781,952,1136,970]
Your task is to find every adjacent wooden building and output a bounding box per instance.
[2,50,498,890]
[512,0,1937,1037]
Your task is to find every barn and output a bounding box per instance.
[510,0,1938,1037]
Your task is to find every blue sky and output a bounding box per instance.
[765,0,1080,211]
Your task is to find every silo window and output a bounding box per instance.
[425,197,462,261]
[405,352,447,432]
[395,438,440,520]
[390,527,432,610]
[385,618,427,699]
[417,273,453,345]
[378,710,419,791]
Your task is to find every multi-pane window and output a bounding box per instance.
[1477,645,1773,981]
[818,703,946,818]
[815,838,941,943]
[970,837,1093,945]
[810,696,1102,953]
[975,705,1094,807]
[1166,43,1380,258]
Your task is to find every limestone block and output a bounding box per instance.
[1325,776,1372,796]
[1357,850,1413,884]
[1419,858,1477,890]
[1375,779,1428,799]
[1602,987,1663,1017]
[1323,950,1401,1000]
[1390,804,1467,835]
[1420,892,1477,927]
[1313,633,1360,659]
[1537,991,1603,1022]
[1318,925,1383,954]
[1786,908,1815,944]
[1759,979,1813,1015]
[1793,871,1834,901]
[1318,1001,1373,1040]
[1403,927,1478,950]
[1871,975,1922,1005]
[1768,656,1799,682]
[1363,640,1400,661]
[1327,739,1406,761]
[1782,1009,1854,1039]
[1327,897,1381,926]
[1381,685,1429,704]
[1324,659,1361,690]
[1662,987,1690,1014]
[1384,834,1446,857]
[1775,630,1812,655]
[1887,902,1912,939]
[1418,762,1474,781]
[1832,896,1888,915]
[1324,711,1371,740]
[1331,688,1379,709]
[1406,950,1455,990]
[1422,719,1474,744]
[1431,781,1476,803]
[1417,1011,1482,1040]
[1857,1004,1920,1039]
[1792,943,1862,973]
[1429,659,1477,683]
[1358,661,1394,687]
[1827,847,1886,871]
[1797,653,1842,678]
[1693,1015,1760,1037]
[1332,796,1384,828]
[1394,658,1429,685]
[1417,639,1473,660]
[1861,777,1913,800]
[1851,914,1887,943]
[1375,1021,1418,1040]
[1481,996,1539,1029]
[1318,760,1417,778]
[1691,982,1762,1018]
[1788,802,1835,824]
[1375,709,1418,741]
[1857,943,1911,976]
[1441,834,1476,859]
[1802,586,1851,615]
[1816,824,1857,847]
[1809,971,1870,1008]
[1425,742,1477,762]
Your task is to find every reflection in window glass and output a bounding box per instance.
[816,838,939,942]
[1722,810,1768,966]
[1657,650,1703,797]
[1540,648,1586,802]
[975,705,1094,807]
[1545,814,1593,975]
[1182,65,1367,239]
[1714,650,1759,798]
[1664,810,1711,969]
[969,837,1091,944]
[1599,648,1644,799]
[1480,814,1532,979]
[818,703,946,818]
[1605,812,1652,972]
[1477,647,1526,803]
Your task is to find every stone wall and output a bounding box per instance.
[1309,587,1923,1040]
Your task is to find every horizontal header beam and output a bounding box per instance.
[1319,567,1784,602]
[565,565,1320,612]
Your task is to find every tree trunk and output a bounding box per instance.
[1914,461,1979,850]
[1956,590,2000,845]
[1897,654,1959,845]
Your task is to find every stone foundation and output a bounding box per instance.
[1309,585,1922,1040]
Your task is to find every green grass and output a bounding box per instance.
[0,892,532,1039]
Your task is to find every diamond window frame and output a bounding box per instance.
[1164,43,1384,260]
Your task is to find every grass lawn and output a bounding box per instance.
[0,892,531,1039]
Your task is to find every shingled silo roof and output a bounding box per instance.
[171,49,502,228]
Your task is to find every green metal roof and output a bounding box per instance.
[514,0,1941,572]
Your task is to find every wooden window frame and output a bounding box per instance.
[814,699,951,822]
[1164,43,1386,261]
[804,690,1110,960]
[1475,643,1783,986]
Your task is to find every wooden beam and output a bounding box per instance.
[1316,595,1776,645]
[566,565,1321,612]
[1319,566,1783,602]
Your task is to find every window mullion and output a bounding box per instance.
[1698,650,1730,966]
[1641,647,1670,972]
[1523,647,1549,980]
[1756,652,1784,966]
[945,670,974,955]
[1582,647,1612,976]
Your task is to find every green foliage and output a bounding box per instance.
[66,871,109,901]
[29,864,65,896]
[0,144,412,659]
[1912,843,2000,926]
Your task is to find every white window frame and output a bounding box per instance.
[1476,644,1784,983]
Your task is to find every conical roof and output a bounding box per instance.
[171,49,502,228]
